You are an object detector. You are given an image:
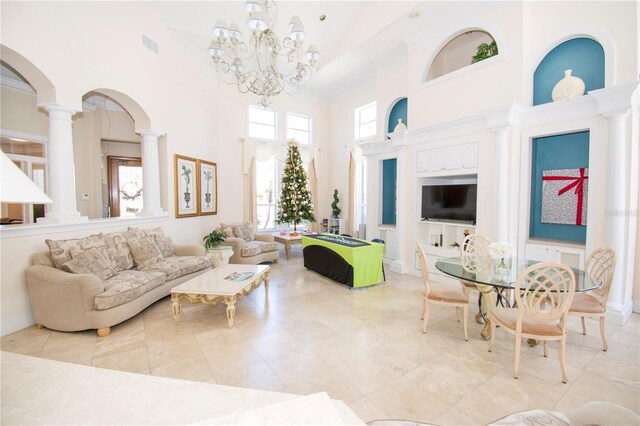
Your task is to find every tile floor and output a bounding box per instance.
[2,248,639,424]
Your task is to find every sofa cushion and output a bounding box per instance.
[233,222,255,242]
[103,231,135,272]
[129,227,175,258]
[128,237,164,270]
[260,242,278,253]
[219,224,235,239]
[241,241,262,257]
[143,256,211,281]
[62,246,117,281]
[95,270,166,310]
[45,233,106,270]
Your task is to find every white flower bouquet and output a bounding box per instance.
[488,241,513,260]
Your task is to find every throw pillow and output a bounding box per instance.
[46,233,106,270]
[138,227,175,258]
[128,236,163,270]
[62,246,117,281]
[219,224,235,239]
[233,222,255,242]
[103,231,135,272]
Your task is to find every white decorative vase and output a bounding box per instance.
[393,118,407,132]
[551,69,585,102]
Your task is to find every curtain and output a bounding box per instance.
[348,152,357,237]
[243,158,257,225]
[308,159,318,232]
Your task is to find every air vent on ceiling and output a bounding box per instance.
[142,34,159,54]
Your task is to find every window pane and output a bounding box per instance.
[359,104,376,123]
[32,164,46,192]
[1,136,45,157]
[287,113,309,131]
[287,129,309,145]
[256,159,276,204]
[249,106,276,126]
[359,121,376,139]
[257,204,276,230]
[249,123,276,140]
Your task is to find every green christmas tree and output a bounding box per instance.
[276,140,316,231]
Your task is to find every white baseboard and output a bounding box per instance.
[606,300,634,326]
[633,299,640,314]
[390,260,410,274]
[1,311,34,337]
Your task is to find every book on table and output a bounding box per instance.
[224,272,255,282]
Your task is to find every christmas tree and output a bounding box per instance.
[276,140,316,231]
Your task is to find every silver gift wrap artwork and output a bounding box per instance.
[541,167,589,226]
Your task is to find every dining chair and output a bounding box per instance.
[417,242,469,341]
[569,247,616,351]
[371,238,386,281]
[489,262,576,383]
[460,234,492,322]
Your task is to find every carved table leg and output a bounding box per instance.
[285,242,291,260]
[225,297,236,327]
[263,272,270,293]
[476,284,497,340]
[172,295,182,323]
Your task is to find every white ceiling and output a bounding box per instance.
[149,1,428,95]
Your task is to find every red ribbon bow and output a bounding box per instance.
[542,168,588,225]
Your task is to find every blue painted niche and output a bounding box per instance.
[382,159,397,225]
[388,98,407,133]
[533,38,604,106]
[530,131,589,243]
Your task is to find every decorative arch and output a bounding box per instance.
[533,37,605,106]
[88,88,151,130]
[386,97,407,134]
[422,27,500,83]
[0,44,56,105]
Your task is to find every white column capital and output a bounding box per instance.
[589,83,637,118]
[136,129,164,139]
[41,103,78,117]
[481,103,525,130]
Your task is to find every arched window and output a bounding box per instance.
[425,30,498,82]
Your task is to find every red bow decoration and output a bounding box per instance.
[542,167,588,225]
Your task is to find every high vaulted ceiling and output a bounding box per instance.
[149,1,427,95]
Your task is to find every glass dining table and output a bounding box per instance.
[435,256,598,340]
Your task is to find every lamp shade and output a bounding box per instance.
[0,151,52,204]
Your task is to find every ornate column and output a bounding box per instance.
[481,104,524,243]
[37,104,87,224]
[590,83,637,324]
[136,130,164,216]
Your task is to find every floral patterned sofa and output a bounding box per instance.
[218,222,279,264]
[25,227,212,336]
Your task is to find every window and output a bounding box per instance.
[248,105,277,140]
[256,158,279,230]
[355,102,377,140]
[286,112,311,144]
[355,158,367,232]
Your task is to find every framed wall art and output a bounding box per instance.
[174,154,198,218]
[197,159,218,215]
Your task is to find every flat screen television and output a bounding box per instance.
[422,184,477,223]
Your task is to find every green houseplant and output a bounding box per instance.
[471,40,498,64]
[331,189,341,218]
[203,230,228,250]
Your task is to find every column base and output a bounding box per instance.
[606,300,634,325]
[37,215,88,224]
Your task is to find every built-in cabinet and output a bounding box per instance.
[378,227,398,261]
[416,142,478,176]
[321,218,346,235]
[416,221,476,282]
[525,240,585,269]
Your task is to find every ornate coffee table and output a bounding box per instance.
[273,233,303,260]
[170,264,269,327]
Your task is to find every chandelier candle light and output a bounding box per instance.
[208,0,321,107]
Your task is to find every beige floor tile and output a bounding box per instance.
[151,354,214,383]
[568,371,640,413]
[201,339,264,374]
[586,351,640,389]
[368,339,433,375]
[39,330,96,365]
[285,367,364,405]
[433,407,482,426]
[249,330,302,359]
[217,358,288,393]
[263,345,331,387]
[367,376,451,423]
[348,397,389,423]
[92,346,150,373]
[454,387,529,425]
[551,390,595,419]
[305,334,368,366]
[285,319,339,346]
[333,353,402,395]
[1,326,51,356]
[146,334,202,369]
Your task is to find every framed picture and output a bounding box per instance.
[174,154,198,218]
[197,159,218,215]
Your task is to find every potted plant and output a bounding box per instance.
[471,40,498,64]
[331,189,341,218]
[203,230,229,251]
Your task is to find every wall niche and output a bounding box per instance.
[425,30,497,82]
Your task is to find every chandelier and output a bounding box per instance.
[207,0,321,107]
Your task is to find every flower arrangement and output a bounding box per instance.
[488,241,513,260]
